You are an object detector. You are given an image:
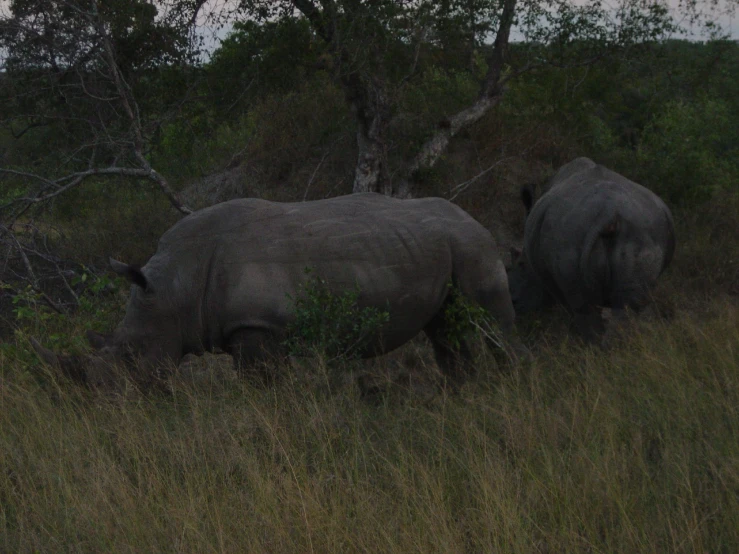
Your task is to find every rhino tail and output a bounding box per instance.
[30,337,59,367]
[579,211,621,293]
[600,213,621,237]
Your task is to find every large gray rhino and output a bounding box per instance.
[508,157,675,341]
[33,193,518,388]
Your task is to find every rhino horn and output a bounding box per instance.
[29,337,89,385]
[29,337,59,367]
[110,258,149,291]
[86,330,111,350]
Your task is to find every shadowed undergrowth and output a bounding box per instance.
[1,299,737,553]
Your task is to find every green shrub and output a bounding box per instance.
[284,270,390,361]
[442,282,491,350]
[636,97,739,204]
[5,269,127,355]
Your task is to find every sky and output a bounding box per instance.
[0,0,736,66]
[190,0,737,59]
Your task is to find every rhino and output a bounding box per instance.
[508,157,675,341]
[32,192,518,389]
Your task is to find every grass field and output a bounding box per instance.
[1,289,737,552]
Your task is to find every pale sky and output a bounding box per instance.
[191,0,737,60]
[0,0,736,65]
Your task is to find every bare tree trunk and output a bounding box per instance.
[353,127,386,194]
[295,0,517,199]
[294,0,395,195]
[351,80,391,194]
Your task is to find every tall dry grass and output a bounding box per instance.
[1,297,737,553]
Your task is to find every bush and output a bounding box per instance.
[284,270,390,361]
[5,269,127,355]
[442,282,494,350]
[636,97,739,204]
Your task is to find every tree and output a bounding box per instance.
[0,0,734,312]
[233,0,730,196]
[0,0,210,309]
[0,0,211,218]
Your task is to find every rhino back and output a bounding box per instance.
[541,156,597,194]
[524,160,674,311]
[139,193,493,353]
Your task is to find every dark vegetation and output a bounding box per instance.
[0,0,738,550]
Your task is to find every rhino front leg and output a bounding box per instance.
[225,328,282,386]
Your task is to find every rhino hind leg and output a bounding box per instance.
[572,307,607,344]
[225,328,282,386]
[452,259,524,366]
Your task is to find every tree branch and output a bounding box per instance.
[481,0,517,98]
[396,0,518,196]
[448,156,513,201]
[9,121,49,139]
[0,225,64,314]
[293,0,334,43]
[88,0,192,215]
[0,166,178,211]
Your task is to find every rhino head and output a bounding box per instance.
[29,259,180,390]
[30,332,129,389]
[507,246,551,315]
[506,183,552,315]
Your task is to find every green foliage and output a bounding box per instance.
[636,97,739,204]
[206,19,322,114]
[2,0,192,72]
[442,282,490,350]
[0,183,26,205]
[3,268,126,353]
[284,270,390,361]
[2,284,55,324]
[71,269,118,314]
[150,110,234,180]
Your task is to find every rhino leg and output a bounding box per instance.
[424,312,474,389]
[601,307,637,349]
[573,307,607,343]
[225,328,282,385]
[453,257,524,365]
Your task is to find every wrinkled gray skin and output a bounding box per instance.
[508,157,675,341]
[34,193,517,389]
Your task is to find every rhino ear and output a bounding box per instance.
[110,258,149,291]
[86,330,111,350]
[521,184,537,216]
[30,337,59,367]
